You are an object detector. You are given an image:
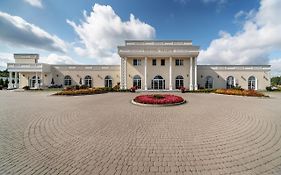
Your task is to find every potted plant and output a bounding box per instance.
[130,86,137,93]
[180,86,186,93]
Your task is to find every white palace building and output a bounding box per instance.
[7,40,271,90]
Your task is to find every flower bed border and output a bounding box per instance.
[131,99,186,107]
[214,89,269,97]
[132,94,187,107]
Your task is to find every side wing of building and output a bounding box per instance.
[197,65,271,90]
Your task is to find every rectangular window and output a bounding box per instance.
[133,59,141,66]
[161,59,165,66]
[152,59,157,66]
[175,59,184,66]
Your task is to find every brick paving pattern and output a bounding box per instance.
[0,91,281,174]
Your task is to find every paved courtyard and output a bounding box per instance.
[0,91,281,175]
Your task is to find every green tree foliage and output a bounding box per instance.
[0,69,9,77]
[271,76,281,86]
[0,78,3,86]
[4,79,9,87]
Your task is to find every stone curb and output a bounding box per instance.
[131,99,187,107]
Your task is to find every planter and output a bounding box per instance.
[132,94,186,106]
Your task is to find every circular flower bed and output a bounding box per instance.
[133,94,186,106]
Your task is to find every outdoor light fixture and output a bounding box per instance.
[201,75,203,78]
[186,74,189,77]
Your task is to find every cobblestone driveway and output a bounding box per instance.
[1,91,281,175]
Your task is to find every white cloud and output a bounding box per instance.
[67,4,155,64]
[0,11,68,53]
[0,52,13,70]
[24,0,43,8]
[199,0,281,72]
[41,54,78,65]
[269,58,281,76]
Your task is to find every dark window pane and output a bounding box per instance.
[152,59,156,66]
[161,59,165,66]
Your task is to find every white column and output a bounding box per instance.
[120,57,124,89]
[169,57,173,90]
[124,57,127,89]
[35,72,38,89]
[8,71,13,89]
[14,72,18,88]
[144,57,147,90]
[41,72,43,87]
[194,57,198,90]
[255,78,258,90]
[189,57,193,90]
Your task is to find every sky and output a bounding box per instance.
[0,0,280,75]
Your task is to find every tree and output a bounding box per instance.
[4,79,9,87]
[0,69,9,77]
[0,78,3,86]
[271,76,281,86]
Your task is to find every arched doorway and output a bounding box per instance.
[105,75,113,88]
[205,76,213,89]
[64,75,72,86]
[226,76,235,89]
[175,75,184,89]
[30,76,41,88]
[151,75,165,90]
[248,76,256,90]
[84,75,92,87]
[133,75,141,89]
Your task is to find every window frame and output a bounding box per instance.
[133,59,141,66]
[161,59,165,66]
[152,59,157,66]
[175,59,184,66]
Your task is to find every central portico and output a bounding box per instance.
[118,40,200,90]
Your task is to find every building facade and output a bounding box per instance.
[7,40,271,90]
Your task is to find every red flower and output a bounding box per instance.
[134,94,184,104]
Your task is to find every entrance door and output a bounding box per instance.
[151,75,165,90]
[30,76,40,88]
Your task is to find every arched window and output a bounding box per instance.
[205,76,213,89]
[133,75,141,89]
[105,75,113,88]
[30,76,41,88]
[64,75,72,86]
[84,75,92,87]
[248,76,256,90]
[226,76,235,89]
[151,75,165,90]
[175,75,184,89]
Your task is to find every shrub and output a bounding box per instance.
[180,87,186,93]
[54,88,107,96]
[214,88,267,97]
[23,86,30,90]
[79,85,89,89]
[130,86,137,93]
[185,89,214,93]
[113,83,120,91]
[0,85,2,90]
[266,86,273,91]
[48,84,63,88]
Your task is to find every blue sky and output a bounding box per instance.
[0,0,280,75]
